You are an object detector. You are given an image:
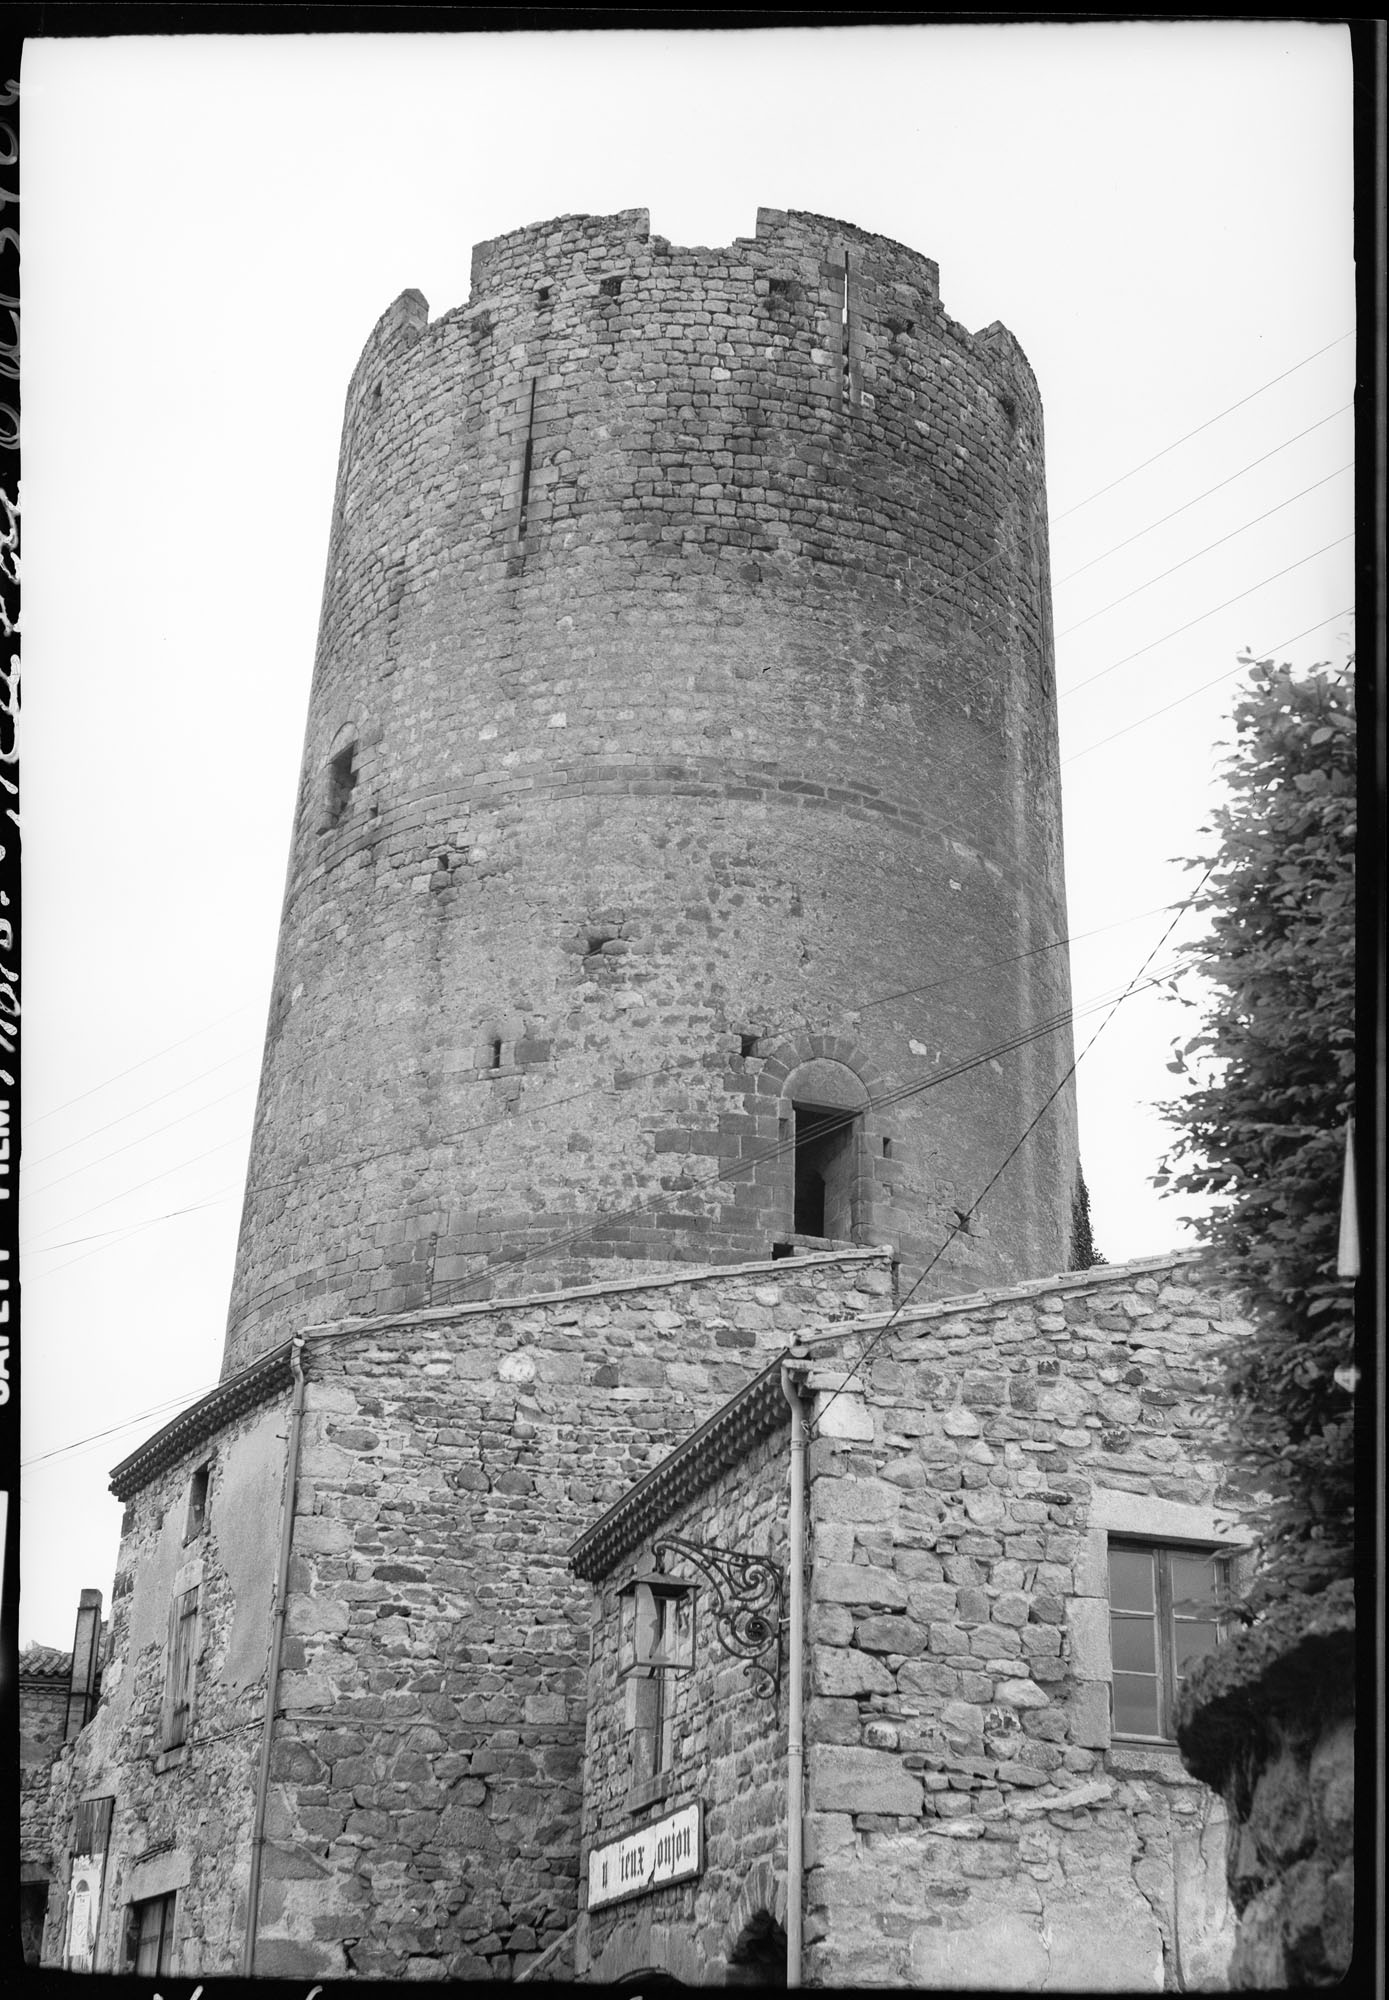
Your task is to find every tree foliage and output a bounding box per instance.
[1157,658,1355,1602]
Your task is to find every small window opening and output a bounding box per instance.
[489,1038,503,1071]
[600,274,623,298]
[793,1100,858,1241]
[325,743,357,828]
[771,1242,795,1261]
[185,1464,211,1542]
[129,1892,178,1977]
[768,276,797,299]
[437,853,450,872]
[537,285,552,306]
[740,1034,758,1058]
[882,1136,893,1158]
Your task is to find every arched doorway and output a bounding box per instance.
[726,1909,786,1986]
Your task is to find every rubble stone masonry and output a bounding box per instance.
[574,1254,1261,1990]
[224,206,1076,1373]
[47,1252,888,1980]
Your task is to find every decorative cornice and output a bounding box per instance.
[108,1344,295,1501]
[569,1361,790,1582]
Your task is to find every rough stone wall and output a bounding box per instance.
[21,1669,71,1879]
[798,1256,1252,1990]
[41,1398,288,1975]
[577,1429,790,1985]
[1176,1580,1355,1986]
[225,203,1075,1373]
[253,1253,890,1982]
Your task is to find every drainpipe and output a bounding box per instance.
[780,1355,809,1989]
[243,1336,307,1978]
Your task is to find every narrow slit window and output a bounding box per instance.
[517,378,538,541]
[489,1038,503,1071]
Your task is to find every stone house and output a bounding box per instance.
[41,1253,887,1979]
[571,1253,1256,1989]
[20,1591,105,1965]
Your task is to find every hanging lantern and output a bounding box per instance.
[618,1566,696,1675]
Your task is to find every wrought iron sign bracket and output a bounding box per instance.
[652,1535,783,1703]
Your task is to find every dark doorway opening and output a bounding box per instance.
[727,1910,787,1986]
[792,1100,856,1241]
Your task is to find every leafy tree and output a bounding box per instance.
[1157,657,1355,1602]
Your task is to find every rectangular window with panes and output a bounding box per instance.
[1108,1541,1231,1741]
[129,1892,177,1976]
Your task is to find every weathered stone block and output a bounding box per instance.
[855,1614,926,1656]
[813,1644,894,1697]
[812,1562,908,1609]
[809,1745,923,1817]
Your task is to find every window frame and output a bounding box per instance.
[1108,1537,1231,1744]
[129,1891,178,1976]
[162,1584,200,1753]
[184,1462,211,1543]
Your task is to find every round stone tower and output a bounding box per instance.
[223,207,1077,1375]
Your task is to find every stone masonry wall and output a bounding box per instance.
[800,1256,1255,1990]
[1177,1579,1355,1986]
[21,1669,71,1881]
[578,1428,790,1986]
[225,203,1076,1373]
[42,1396,287,1975]
[254,1252,891,1981]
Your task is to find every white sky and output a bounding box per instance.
[18,23,1355,1647]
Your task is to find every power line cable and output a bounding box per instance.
[23,1192,242,1282]
[808,882,1211,1434]
[23,1004,257,1129]
[1055,466,1353,640]
[1054,405,1353,586]
[1050,335,1352,524]
[1061,610,1354,765]
[23,1077,259,1199]
[420,966,1180,1316]
[22,1381,225,1468]
[25,961,1181,1465]
[24,1047,262,1172]
[1057,536,1354,701]
[22,1132,251,1247]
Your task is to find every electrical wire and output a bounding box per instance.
[419,964,1181,1315]
[24,1047,262,1172]
[23,1077,259,1200]
[1054,405,1353,586]
[1050,334,1352,523]
[808,880,1212,1434]
[1055,465,1353,639]
[22,1381,225,1468]
[1061,609,1354,766]
[22,1004,257,1129]
[1057,536,1354,701]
